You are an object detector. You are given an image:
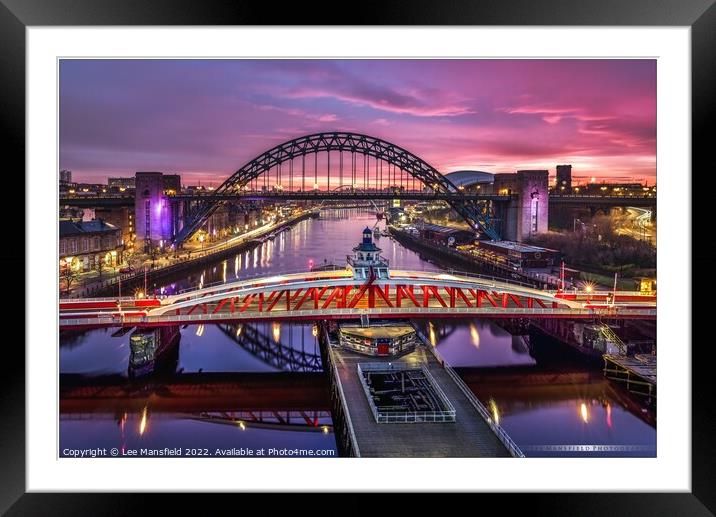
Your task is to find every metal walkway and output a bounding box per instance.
[326,342,515,457]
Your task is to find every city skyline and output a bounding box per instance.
[60,59,656,185]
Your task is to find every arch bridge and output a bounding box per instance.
[174,132,501,243]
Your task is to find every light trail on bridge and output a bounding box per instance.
[59,267,656,329]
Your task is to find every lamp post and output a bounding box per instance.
[585,283,593,303]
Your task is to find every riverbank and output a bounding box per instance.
[75,210,318,298]
[388,226,545,288]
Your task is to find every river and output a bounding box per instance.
[60,209,655,457]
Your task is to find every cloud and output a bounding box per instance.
[59,59,656,183]
[281,76,476,118]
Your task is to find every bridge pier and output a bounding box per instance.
[135,172,177,252]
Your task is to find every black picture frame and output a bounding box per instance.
[3,0,713,512]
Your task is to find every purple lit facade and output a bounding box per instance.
[135,172,174,250]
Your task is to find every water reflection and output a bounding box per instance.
[60,409,337,457]
[415,319,536,368]
[61,322,324,376]
[60,369,337,456]
[128,326,180,378]
[580,402,589,424]
[469,323,480,348]
[217,322,323,373]
[464,368,656,457]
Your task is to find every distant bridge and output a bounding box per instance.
[549,194,656,208]
[169,190,511,202]
[59,192,656,208]
[173,132,502,242]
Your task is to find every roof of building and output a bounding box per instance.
[354,242,382,252]
[478,240,559,253]
[339,324,415,339]
[419,223,474,235]
[444,170,495,188]
[60,219,119,237]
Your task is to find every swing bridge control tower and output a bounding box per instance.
[339,227,417,357]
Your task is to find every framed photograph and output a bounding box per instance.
[5,0,713,512]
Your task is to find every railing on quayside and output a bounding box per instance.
[414,328,526,458]
[58,306,657,328]
[356,363,456,424]
[65,212,316,295]
[321,328,361,457]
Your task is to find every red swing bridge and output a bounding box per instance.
[60,229,655,330]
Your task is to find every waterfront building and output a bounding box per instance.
[59,219,122,272]
[556,164,572,191]
[474,240,560,270]
[415,222,475,247]
[108,176,136,190]
[95,206,135,247]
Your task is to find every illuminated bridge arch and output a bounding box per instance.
[174,132,500,243]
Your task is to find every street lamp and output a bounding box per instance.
[584,282,594,303]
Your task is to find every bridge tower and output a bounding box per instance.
[135,172,175,252]
[493,170,549,241]
[346,227,390,280]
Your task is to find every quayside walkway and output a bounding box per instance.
[325,335,519,457]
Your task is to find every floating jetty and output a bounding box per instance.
[603,353,656,399]
[321,324,521,457]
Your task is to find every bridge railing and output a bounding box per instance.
[58,306,657,328]
[322,333,362,458]
[417,330,525,458]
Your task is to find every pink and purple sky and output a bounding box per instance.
[60,59,656,185]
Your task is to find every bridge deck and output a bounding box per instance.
[329,343,510,457]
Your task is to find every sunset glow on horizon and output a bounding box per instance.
[60,59,656,185]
